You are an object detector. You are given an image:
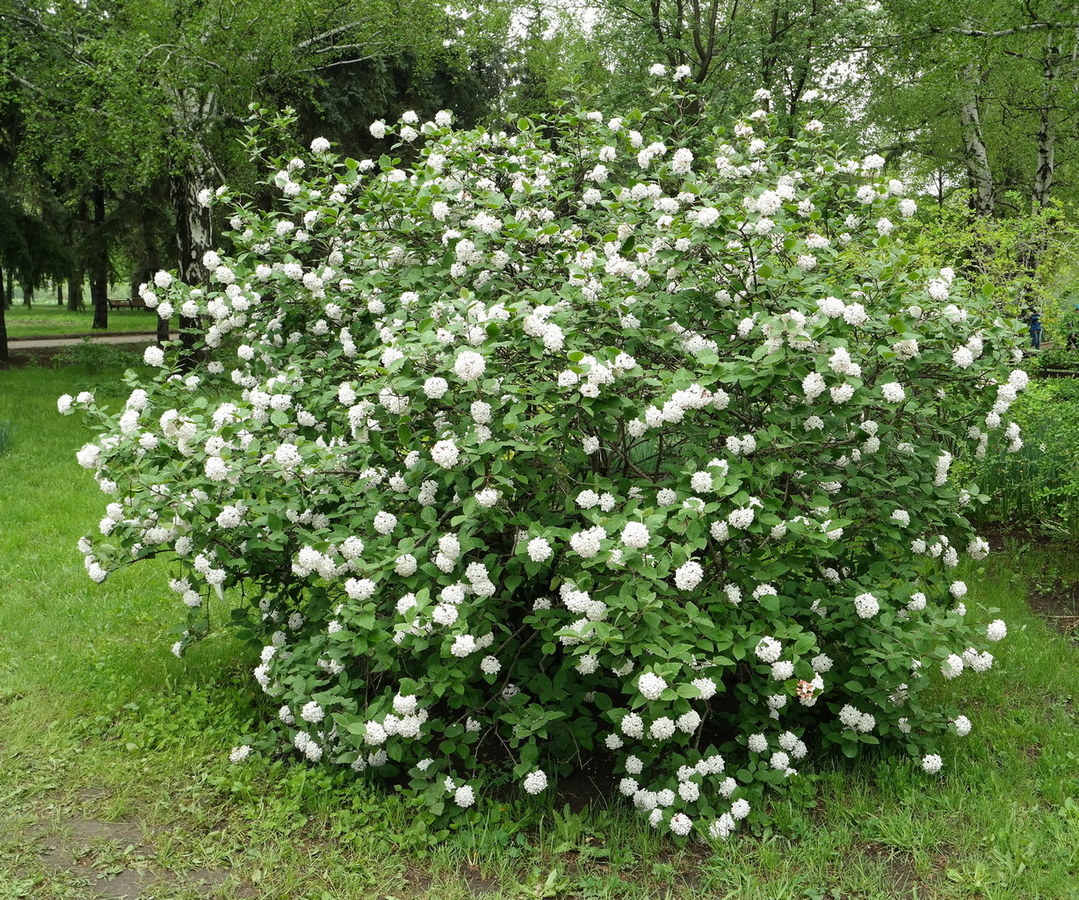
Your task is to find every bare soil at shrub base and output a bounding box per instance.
[1026,574,1079,639]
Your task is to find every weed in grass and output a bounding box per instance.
[0,419,12,455]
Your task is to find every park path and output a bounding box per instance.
[8,332,176,350]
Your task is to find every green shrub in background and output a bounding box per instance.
[53,339,142,374]
[908,195,1079,340]
[968,378,1079,537]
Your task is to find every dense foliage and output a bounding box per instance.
[66,80,1024,840]
[968,377,1079,538]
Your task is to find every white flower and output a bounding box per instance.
[921,754,943,774]
[373,511,397,535]
[677,710,700,733]
[523,770,548,794]
[393,694,418,716]
[527,537,553,562]
[621,712,644,738]
[274,443,302,470]
[802,372,826,401]
[576,489,600,509]
[638,673,668,700]
[986,620,1007,642]
[620,522,650,549]
[143,346,165,367]
[229,745,252,763]
[755,636,782,663]
[480,655,501,675]
[708,814,735,840]
[424,377,449,399]
[669,813,693,836]
[310,136,331,153]
[454,785,475,807]
[678,781,700,802]
[301,700,324,723]
[854,593,880,619]
[454,350,486,382]
[674,560,704,591]
[941,654,964,679]
[650,717,676,740]
[569,526,606,558]
[395,554,418,577]
[830,384,855,404]
[696,206,720,227]
[771,660,794,680]
[475,488,499,508]
[953,347,975,369]
[953,715,972,737]
[690,471,713,493]
[431,439,460,468]
[671,148,694,175]
[692,677,717,699]
[451,634,478,657]
[882,382,905,403]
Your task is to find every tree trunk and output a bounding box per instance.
[90,184,109,330]
[4,270,11,310]
[140,206,170,346]
[1032,37,1060,210]
[0,264,7,363]
[57,281,64,306]
[958,63,994,216]
[67,272,83,312]
[21,283,33,307]
[170,165,213,359]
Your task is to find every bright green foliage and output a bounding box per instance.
[907,196,1079,325]
[970,378,1079,538]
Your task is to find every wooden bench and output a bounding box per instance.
[107,298,149,311]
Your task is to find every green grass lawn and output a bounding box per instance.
[0,364,1076,899]
[4,303,160,338]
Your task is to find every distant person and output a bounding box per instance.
[1029,311,1043,349]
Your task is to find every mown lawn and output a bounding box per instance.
[4,304,159,338]
[0,364,1076,899]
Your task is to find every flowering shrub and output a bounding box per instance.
[64,79,1025,840]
